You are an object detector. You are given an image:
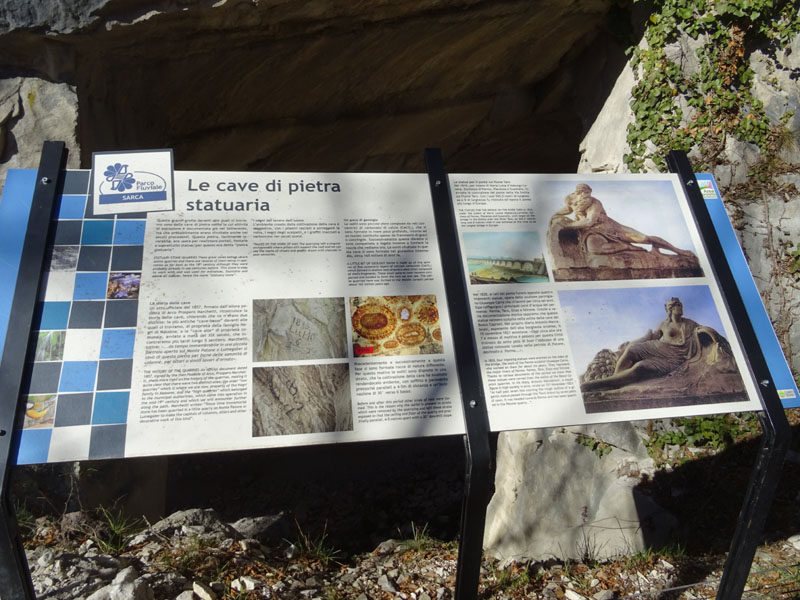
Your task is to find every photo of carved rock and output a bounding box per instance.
[350,295,444,358]
[545,180,703,281]
[559,286,748,413]
[462,231,548,284]
[252,364,352,437]
[253,298,347,362]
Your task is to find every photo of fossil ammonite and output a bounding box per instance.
[350,295,444,358]
[252,364,352,437]
[253,297,347,362]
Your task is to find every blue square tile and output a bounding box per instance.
[59,361,97,392]
[92,392,129,425]
[73,273,109,300]
[81,220,114,245]
[37,302,71,330]
[88,424,126,459]
[16,429,53,465]
[111,246,143,271]
[56,195,87,220]
[100,329,135,359]
[113,221,146,245]
[62,171,90,195]
[77,246,111,271]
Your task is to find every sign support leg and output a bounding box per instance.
[424,149,494,600]
[0,141,67,600]
[667,150,791,599]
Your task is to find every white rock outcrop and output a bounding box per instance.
[485,424,668,562]
[0,77,80,191]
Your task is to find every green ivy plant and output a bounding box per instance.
[575,433,613,458]
[645,413,762,462]
[624,0,800,172]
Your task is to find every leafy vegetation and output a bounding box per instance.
[644,412,763,465]
[399,521,436,553]
[290,520,341,567]
[87,505,143,554]
[624,0,800,172]
[13,499,36,535]
[575,433,614,458]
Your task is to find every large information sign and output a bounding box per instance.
[125,170,465,457]
[2,160,772,464]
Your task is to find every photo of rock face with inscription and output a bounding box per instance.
[252,364,352,437]
[350,295,444,358]
[253,298,347,362]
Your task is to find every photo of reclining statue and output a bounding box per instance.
[560,288,749,413]
[547,183,704,281]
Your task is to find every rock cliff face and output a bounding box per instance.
[0,0,626,180]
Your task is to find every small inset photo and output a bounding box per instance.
[32,331,66,362]
[544,180,703,281]
[23,394,56,429]
[350,295,444,357]
[462,231,548,284]
[253,298,347,362]
[252,364,352,437]
[560,286,748,413]
[107,272,140,299]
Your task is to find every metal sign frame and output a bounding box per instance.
[667,150,791,599]
[0,141,66,600]
[424,149,494,600]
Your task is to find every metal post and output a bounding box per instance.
[667,150,791,599]
[424,149,494,600]
[0,141,67,600]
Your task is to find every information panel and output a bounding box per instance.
[125,171,464,457]
[449,174,762,432]
[3,166,770,464]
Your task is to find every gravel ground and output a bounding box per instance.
[12,410,800,599]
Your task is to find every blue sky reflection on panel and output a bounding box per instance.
[462,231,542,260]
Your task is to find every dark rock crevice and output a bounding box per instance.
[0,0,638,173]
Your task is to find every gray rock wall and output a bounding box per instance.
[0,77,80,186]
[5,0,796,570]
[0,0,623,178]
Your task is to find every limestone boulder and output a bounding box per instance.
[484,424,670,562]
[0,77,80,190]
